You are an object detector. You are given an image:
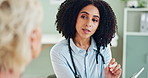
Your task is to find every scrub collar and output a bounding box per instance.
[69,37,97,54]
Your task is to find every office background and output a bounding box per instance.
[22,0,148,78]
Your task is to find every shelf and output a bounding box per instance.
[126,32,148,36]
[123,8,148,78]
[41,34,119,47]
[41,34,65,44]
[125,8,148,11]
[122,8,148,78]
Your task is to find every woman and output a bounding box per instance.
[0,0,43,78]
[50,0,122,78]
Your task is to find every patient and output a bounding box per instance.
[0,0,43,78]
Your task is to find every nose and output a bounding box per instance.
[85,19,92,27]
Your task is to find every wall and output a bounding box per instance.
[105,0,125,68]
[41,0,59,34]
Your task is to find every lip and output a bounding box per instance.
[82,28,91,34]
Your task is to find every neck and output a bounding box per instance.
[73,37,91,50]
[0,70,21,78]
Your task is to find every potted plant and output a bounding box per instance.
[121,0,147,8]
[138,0,147,8]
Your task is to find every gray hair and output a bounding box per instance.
[0,0,43,72]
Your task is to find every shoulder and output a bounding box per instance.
[100,45,112,59]
[50,39,69,55]
[100,45,111,54]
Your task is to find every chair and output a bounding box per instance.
[47,74,57,78]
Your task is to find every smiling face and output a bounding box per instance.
[75,4,100,39]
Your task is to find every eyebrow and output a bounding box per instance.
[80,11,100,18]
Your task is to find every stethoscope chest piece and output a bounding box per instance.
[76,74,81,78]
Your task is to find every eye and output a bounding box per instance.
[81,15,87,19]
[92,18,99,23]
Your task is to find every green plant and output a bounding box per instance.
[138,0,147,7]
[120,0,128,2]
[120,0,147,8]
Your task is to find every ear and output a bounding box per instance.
[30,27,42,59]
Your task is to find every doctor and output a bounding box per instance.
[50,0,122,78]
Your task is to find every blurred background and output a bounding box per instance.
[22,0,148,78]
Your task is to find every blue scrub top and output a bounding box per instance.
[50,38,112,78]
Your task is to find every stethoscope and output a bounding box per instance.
[68,38,105,78]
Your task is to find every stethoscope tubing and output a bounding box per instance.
[68,38,105,78]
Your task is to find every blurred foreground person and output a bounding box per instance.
[0,0,43,78]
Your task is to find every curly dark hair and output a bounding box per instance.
[56,0,117,49]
